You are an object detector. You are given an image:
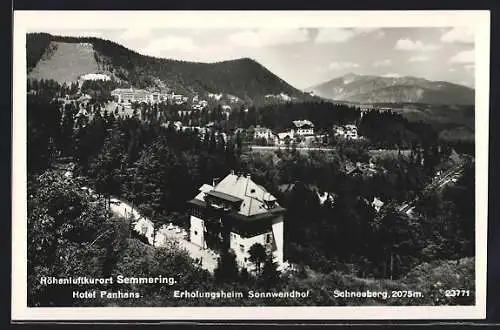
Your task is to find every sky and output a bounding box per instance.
[39,27,475,90]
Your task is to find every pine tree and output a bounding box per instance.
[59,103,77,156]
[248,243,267,274]
[214,250,239,283]
[89,122,126,209]
[239,267,251,283]
[260,254,281,287]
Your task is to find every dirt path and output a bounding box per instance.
[107,196,218,272]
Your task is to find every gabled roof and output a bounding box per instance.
[192,173,282,218]
[194,184,214,201]
[278,132,293,139]
[292,120,314,128]
[206,190,243,203]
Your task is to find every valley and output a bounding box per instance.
[25,31,477,308]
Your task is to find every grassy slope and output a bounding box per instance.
[28,41,100,84]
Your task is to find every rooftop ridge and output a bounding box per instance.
[209,172,279,217]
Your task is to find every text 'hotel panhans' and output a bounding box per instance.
[188,172,286,270]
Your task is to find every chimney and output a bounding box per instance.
[230,170,235,175]
[212,177,220,187]
[246,173,251,179]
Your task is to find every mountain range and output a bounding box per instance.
[26,33,311,103]
[307,73,475,106]
[27,33,474,107]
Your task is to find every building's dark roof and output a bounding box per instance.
[190,173,284,218]
[188,199,206,207]
[187,199,285,222]
[229,206,286,222]
[292,120,315,128]
[205,190,243,203]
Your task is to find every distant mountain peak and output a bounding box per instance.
[216,57,256,65]
[308,74,474,105]
[381,73,402,78]
[339,72,358,83]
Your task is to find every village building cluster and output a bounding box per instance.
[52,73,371,154]
[108,86,235,118]
[333,124,359,140]
[253,120,318,147]
[191,95,209,110]
[110,88,193,106]
[161,121,229,144]
[56,73,367,152]
[265,92,293,102]
[252,119,362,147]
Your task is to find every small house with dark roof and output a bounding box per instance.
[188,172,286,269]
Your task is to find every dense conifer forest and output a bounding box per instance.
[27,79,475,307]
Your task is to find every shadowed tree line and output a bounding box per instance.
[26,78,475,307]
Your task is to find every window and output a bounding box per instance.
[192,207,203,218]
[266,233,272,244]
[244,257,247,262]
[194,231,198,235]
[239,244,244,252]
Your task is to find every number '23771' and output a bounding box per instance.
[445,289,471,297]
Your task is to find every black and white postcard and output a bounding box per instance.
[12,10,490,321]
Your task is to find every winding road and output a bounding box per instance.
[108,197,218,273]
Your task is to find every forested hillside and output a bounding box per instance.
[26,33,311,102]
[27,79,475,307]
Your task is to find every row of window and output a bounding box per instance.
[191,207,204,218]
[193,230,274,257]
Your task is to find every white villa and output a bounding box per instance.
[333,124,359,140]
[111,88,160,104]
[292,120,315,136]
[188,172,286,270]
[274,119,316,146]
[254,126,276,141]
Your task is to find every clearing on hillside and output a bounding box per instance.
[28,41,100,84]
